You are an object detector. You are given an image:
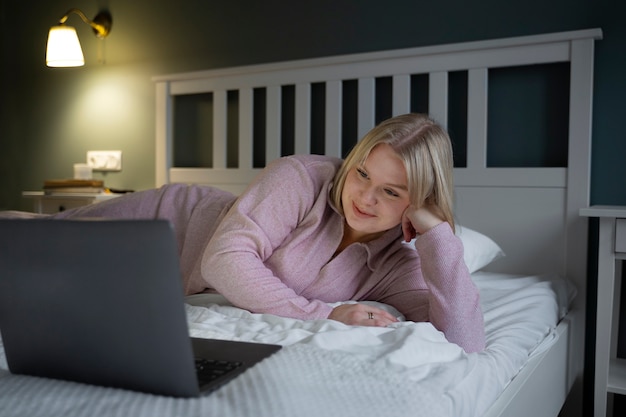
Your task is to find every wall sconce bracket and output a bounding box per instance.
[90,11,112,38]
[57,8,113,38]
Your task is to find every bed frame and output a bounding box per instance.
[153,28,602,417]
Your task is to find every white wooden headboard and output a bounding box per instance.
[154,28,602,412]
[153,27,600,275]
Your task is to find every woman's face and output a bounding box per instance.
[341,144,410,242]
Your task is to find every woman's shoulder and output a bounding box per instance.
[266,154,342,183]
[274,154,342,170]
[241,154,343,205]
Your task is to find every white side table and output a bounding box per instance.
[580,206,626,417]
[22,191,121,214]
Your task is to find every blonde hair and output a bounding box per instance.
[330,113,455,231]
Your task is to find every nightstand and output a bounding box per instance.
[580,206,626,417]
[22,191,121,214]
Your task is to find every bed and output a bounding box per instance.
[0,28,602,417]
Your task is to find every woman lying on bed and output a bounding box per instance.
[52,113,485,353]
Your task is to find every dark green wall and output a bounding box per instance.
[1,0,624,211]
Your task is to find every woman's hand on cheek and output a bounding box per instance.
[402,205,444,240]
[328,303,398,327]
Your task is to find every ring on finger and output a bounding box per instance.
[368,312,374,320]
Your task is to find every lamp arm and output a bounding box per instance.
[58,8,112,38]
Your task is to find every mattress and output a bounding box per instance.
[0,271,573,417]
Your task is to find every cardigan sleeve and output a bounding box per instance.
[200,156,339,320]
[371,223,486,353]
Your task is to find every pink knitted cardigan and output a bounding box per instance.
[54,154,485,352]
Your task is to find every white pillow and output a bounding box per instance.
[455,225,505,273]
[403,225,505,273]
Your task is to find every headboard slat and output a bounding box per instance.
[324,80,343,158]
[466,68,489,169]
[295,83,312,155]
[392,75,411,116]
[357,77,376,139]
[239,87,254,169]
[213,90,227,169]
[428,71,449,126]
[266,86,282,162]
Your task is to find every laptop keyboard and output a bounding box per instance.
[195,358,243,386]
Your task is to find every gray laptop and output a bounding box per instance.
[0,218,281,398]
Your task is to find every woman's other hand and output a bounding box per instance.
[328,303,398,327]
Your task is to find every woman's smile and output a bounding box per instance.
[352,202,375,218]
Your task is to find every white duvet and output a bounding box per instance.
[0,272,573,417]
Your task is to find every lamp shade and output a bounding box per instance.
[46,25,85,67]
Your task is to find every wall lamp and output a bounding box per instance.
[46,9,113,67]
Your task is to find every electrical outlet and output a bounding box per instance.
[87,150,122,171]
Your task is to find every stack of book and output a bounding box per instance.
[43,179,106,194]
